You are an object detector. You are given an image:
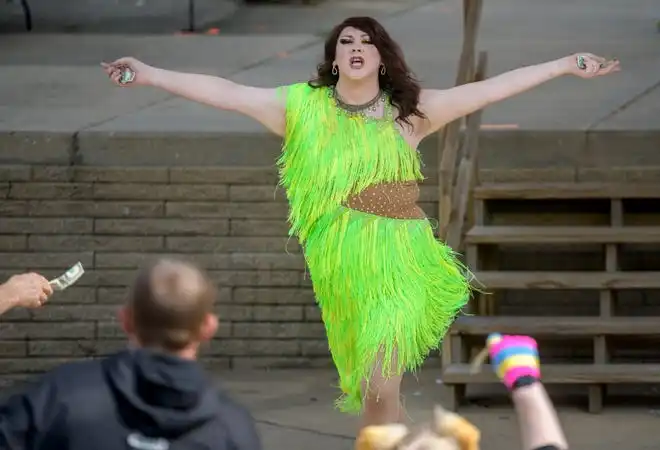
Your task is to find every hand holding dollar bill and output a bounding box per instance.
[49,262,85,291]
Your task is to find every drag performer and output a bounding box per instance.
[102,16,619,429]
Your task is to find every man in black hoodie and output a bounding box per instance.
[0,258,262,450]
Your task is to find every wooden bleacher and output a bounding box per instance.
[440,182,660,413]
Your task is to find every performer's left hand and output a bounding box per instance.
[564,53,620,79]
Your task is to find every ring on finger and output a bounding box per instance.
[118,66,136,85]
[576,55,587,70]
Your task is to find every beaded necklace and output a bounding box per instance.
[329,86,388,119]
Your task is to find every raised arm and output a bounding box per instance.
[0,272,53,316]
[486,333,568,450]
[102,57,286,137]
[415,53,620,139]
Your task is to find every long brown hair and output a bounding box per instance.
[309,16,426,129]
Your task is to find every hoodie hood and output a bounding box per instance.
[103,348,220,440]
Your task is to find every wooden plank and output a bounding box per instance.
[465,226,660,244]
[438,126,460,239]
[588,384,603,414]
[465,245,483,315]
[441,335,452,368]
[442,364,660,384]
[590,202,622,413]
[473,199,485,226]
[438,2,484,408]
[446,159,473,249]
[446,51,489,251]
[474,183,660,200]
[472,271,660,289]
[437,0,484,239]
[450,316,660,336]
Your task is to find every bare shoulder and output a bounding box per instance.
[417,88,444,117]
[388,92,434,144]
[413,88,457,138]
[249,82,319,135]
[418,88,438,103]
[230,84,288,136]
[390,105,425,150]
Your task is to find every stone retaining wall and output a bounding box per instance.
[1,129,660,380]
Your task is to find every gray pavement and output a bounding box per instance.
[223,369,660,450]
[0,0,240,33]
[1,0,659,138]
[0,34,318,133]
[2,365,659,449]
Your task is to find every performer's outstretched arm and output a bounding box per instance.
[511,382,568,450]
[415,53,619,138]
[102,58,286,136]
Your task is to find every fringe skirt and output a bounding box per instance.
[303,206,472,414]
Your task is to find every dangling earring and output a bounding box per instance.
[380,64,386,76]
[332,64,338,76]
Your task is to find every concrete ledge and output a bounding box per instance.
[76,131,283,167]
[478,130,587,169]
[582,131,660,167]
[0,132,74,165]
[2,129,660,170]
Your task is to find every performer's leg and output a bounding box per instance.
[359,349,404,429]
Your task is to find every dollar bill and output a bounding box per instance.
[49,262,85,291]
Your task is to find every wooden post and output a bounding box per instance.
[445,51,488,251]
[437,0,484,240]
[439,0,485,395]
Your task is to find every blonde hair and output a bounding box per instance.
[356,406,480,450]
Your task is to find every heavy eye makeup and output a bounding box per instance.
[339,36,373,45]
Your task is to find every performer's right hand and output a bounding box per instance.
[101,57,153,87]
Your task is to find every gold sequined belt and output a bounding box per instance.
[344,181,426,219]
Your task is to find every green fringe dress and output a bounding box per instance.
[276,82,472,414]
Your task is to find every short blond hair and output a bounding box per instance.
[127,258,216,351]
